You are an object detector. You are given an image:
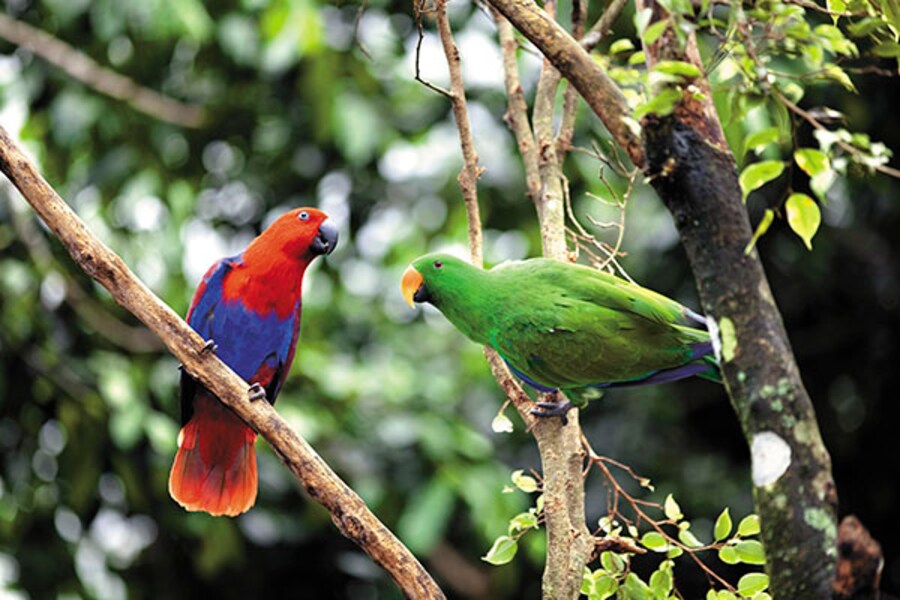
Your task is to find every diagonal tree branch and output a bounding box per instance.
[0,14,205,128]
[0,125,444,600]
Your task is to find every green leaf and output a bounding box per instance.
[592,574,618,600]
[822,64,856,91]
[718,545,739,564]
[739,161,784,202]
[622,572,653,597]
[641,531,669,552]
[737,572,770,597]
[679,527,705,548]
[649,560,674,599]
[794,148,830,176]
[610,39,636,54]
[482,535,518,565]
[738,514,761,537]
[601,551,627,574]
[827,0,847,20]
[643,20,670,45]
[664,493,683,521]
[847,17,888,37]
[873,41,900,56]
[735,540,767,565]
[581,567,594,595]
[707,590,718,600]
[628,51,647,65]
[511,469,539,493]
[653,60,702,78]
[717,591,739,600]
[633,88,683,120]
[508,511,538,533]
[714,507,733,541]
[745,209,775,255]
[743,127,782,157]
[785,193,822,250]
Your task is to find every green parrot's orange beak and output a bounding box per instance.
[401,266,424,308]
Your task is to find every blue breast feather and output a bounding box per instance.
[187,256,299,386]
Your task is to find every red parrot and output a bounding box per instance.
[168,207,338,517]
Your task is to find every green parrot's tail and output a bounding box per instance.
[696,354,722,384]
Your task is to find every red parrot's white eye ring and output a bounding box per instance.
[298,211,309,221]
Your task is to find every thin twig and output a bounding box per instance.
[0,14,205,128]
[0,125,445,600]
[580,0,631,52]
[775,89,900,180]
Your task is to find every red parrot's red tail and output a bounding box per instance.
[168,394,258,517]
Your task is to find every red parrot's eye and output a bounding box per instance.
[298,211,309,221]
[433,260,443,269]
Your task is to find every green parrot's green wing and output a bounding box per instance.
[485,260,711,390]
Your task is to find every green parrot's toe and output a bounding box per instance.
[530,400,576,424]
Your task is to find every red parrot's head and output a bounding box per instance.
[252,207,339,260]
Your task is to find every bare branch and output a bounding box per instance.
[485,0,645,167]
[580,0,630,52]
[495,12,542,202]
[0,125,444,600]
[0,14,205,129]
[423,0,486,265]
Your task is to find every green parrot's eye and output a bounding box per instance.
[433,260,443,269]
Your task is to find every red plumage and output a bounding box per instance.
[168,208,337,517]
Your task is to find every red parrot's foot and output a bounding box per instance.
[248,383,266,403]
[530,400,576,425]
[201,339,218,354]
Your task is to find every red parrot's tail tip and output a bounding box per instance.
[168,412,258,517]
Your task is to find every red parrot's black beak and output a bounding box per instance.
[311,219,339,256]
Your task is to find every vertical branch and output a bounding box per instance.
[426,4,591,598]
[494,6,592,599]
[429,0,485,266]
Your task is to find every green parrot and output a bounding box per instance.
[401,253,720,417]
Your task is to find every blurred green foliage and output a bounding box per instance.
[0,0,898,598]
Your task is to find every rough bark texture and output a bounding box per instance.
[635,3,838,596]
[0,126,444,600]
[643,116,837,599]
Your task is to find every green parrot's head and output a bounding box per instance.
[401,253,476,309]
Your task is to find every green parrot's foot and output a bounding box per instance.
[530,400,576,424]
[201,339,218,354]
[248,383,267,403]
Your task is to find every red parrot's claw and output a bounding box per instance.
[530,401,576,425]
[201,339,218,354]
[248,383,266,403]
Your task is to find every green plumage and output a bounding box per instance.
[408,253,719,407]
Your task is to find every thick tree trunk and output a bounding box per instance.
[643,115,837,598]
